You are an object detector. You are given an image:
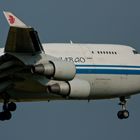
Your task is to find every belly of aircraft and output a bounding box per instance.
[1,74,140,102]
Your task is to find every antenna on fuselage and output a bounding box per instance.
[70,40,73,44]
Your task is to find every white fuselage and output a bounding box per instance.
[42,43,140,99]
[1,43,140,101]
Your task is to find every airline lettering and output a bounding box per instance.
[60,57,86,63]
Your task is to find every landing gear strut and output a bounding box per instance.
[117,97,129,119]
[0,95,17,121]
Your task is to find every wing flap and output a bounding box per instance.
[5,27,43,53]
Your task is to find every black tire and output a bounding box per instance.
[117,111,124,119]
[8,102,17,111]
[3,111,12,120]
[0,111,12,121]
[0,112,5,121]
[122,110,129,119]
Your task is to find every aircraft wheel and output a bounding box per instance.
[0,111,12,121]
[0,112,5,121]
[3,111,12,120]
[117,110,129,119]
[8,102,17,111]
[122,110,129,119]
[117,111,124,119]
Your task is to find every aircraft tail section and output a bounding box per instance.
[3,11,44,53]
[3,11,28,28]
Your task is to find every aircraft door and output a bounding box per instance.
[81,46,94,64]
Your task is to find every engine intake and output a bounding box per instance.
[32,60,76,81]
[48,79,91,99]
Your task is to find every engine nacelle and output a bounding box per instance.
[48,79,91,99]
[32,60,76,81]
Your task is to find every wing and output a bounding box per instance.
[4,11,44,54]
[0,12,46,98]
[0,11,76,103]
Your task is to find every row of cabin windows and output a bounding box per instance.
[92,51,117,55]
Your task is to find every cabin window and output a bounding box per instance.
[96,51,118,55]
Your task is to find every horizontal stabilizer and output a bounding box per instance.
[3,11,28,28]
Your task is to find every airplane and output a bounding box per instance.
[0,11,139,121]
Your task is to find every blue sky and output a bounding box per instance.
[0,0,140,140]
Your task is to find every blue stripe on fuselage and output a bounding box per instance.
[76,64,140,68]
[76,64,140,75]
[76,69,140,75]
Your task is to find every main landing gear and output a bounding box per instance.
[0,95,17,121]
[117,97,129,119]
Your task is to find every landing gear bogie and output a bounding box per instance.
[0,95,17,121]
[117,97,129,120]
[117,110,129,119]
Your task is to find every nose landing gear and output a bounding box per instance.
[117,97,129,119]
[0,95,17,121]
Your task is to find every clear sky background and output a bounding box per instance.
[0,0,140,140]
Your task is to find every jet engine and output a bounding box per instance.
[48,79,91,99]
[32,60,76,81]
